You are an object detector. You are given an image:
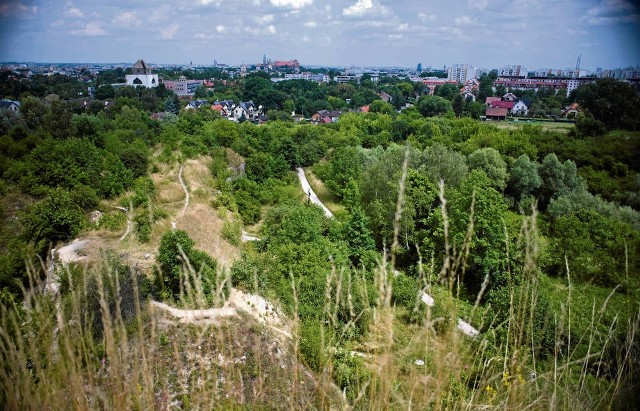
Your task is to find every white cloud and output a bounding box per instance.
[270,0,313,8]
[304,21,317,27]
[397,23,409,31]
[418,13,436,22]
[113,11,141,27]
[148,5,170,24]
[70,21,107,36]
[64,7,84,18]
[160,23,180,39]
[200,0,222,5]
[468,0,488,10]
[256,14,274,24]
[454,15,475,26]
[504,22,526,30]
[216,24,226,33]
[267,24,276,34]
[343,0,373,16]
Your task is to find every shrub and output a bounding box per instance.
[221,219,242,246]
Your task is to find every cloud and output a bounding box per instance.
[304,21,317,27]
[0,1,38,17]
[504,22,526,30]
[113,11,141,27]
[160,23,180,39]
[64,7,84,18]
[216,24,226,33]
[148,5,170,24]
[418,13,436,22]
[267,24,276,34]
[343,0,373,16]
[270,0,312,8]
[70,21,107,36]
[468,0,488,10]
[581,0,640,25]
[256,14,274,24]
[454,15,476,26]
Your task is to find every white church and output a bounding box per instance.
[125,59,159,88]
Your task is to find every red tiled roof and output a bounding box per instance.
[486,107,508,117]
[490,101,515,109]
[485,97,502,105]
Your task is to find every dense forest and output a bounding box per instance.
[0,73,639,409]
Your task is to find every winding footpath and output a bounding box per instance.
[150,288,291,339]
[179,164,190,215]
[296,167,333,218]
[114,206,132,241]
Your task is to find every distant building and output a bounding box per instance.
[417,63,422,73]
[447,64,476,83]
[280,73,330,83]
[499,65,528,78]
[334,75,358,83]
[273,60,300,73]
[125,59,159,88]
[422,78,459,95]
[163,76,204,96]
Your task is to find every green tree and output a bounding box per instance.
[435,83,460,101]
[467,147,508,190]
[508,154,542,202]
[22,188,85,251]
[157,229,218,300]
[20,96,48,130]
[95,84,115,100]
[344,206,375,265]
[538,153,584,208]
[417,95,453,118]
[325,146,365,198]
[420,143,468,187]
[573,78,640,130]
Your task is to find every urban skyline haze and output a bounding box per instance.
[1,0,639,70]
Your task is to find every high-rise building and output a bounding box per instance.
[447,64,476,83]
[498,65,528,78]
[417,63,422,73]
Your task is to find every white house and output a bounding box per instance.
[0,99,20,112]
[511,100,529,116]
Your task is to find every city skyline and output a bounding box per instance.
[1,0,639,70]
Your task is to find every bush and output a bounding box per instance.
[156,229,218,302]
[22,188,85,251]
[222,219,242,246]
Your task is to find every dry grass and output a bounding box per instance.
[495,121,575,133]
[303,168,345,215]
[175,203,240,269]
[3,149,637,410]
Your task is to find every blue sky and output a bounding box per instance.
[0,0,639,69]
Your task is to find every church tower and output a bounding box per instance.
[126,59,159,88]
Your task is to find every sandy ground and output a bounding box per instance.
[151,288,291,339]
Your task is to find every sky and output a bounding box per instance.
[0,0,639,70]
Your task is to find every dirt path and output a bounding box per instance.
[241,230,260,242]
[113,206,132,241]
[179,164,190,215]
[150,288,291,339]
[296,167,333,218]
